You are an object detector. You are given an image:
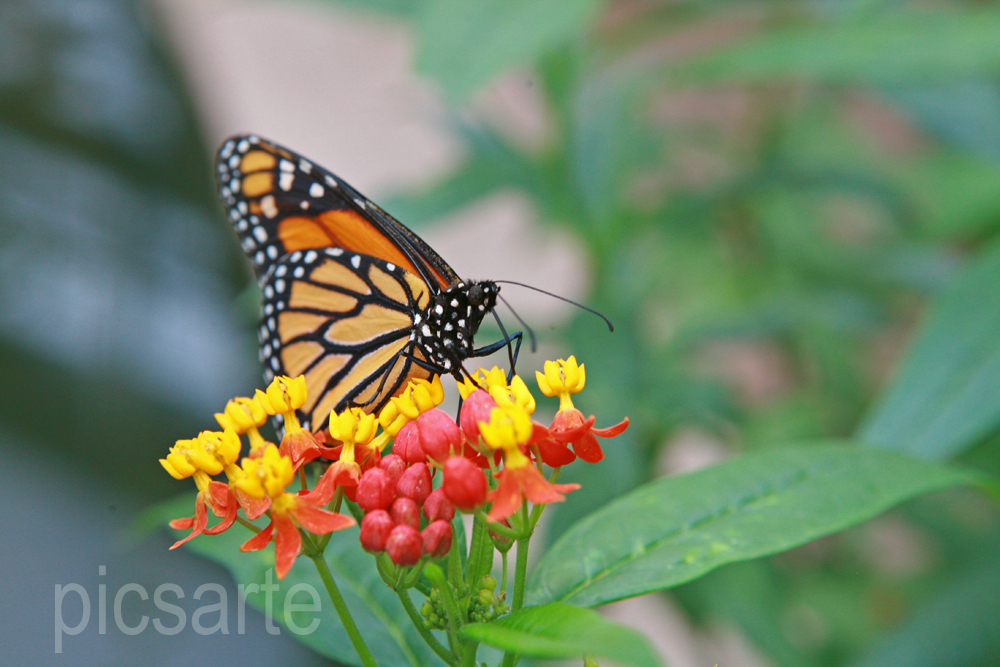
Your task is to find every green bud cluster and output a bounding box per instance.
[468,576,507,624]
[419,588,450,630]
[420,575,509,630]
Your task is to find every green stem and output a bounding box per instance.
[465,515,488,588]
[473,512,522,539]
[309,554,379,667]
[500,535,531,667]
[425,564,464,660]
[500,551,508,594]
[461,641,480,667]
[234,515,261,533]
[511,537,529,613]
[396,589,456,667]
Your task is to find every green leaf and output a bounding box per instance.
[675,10,1000,85]
[461,602,661,667]
[415,0,605,101]
[148,496,439,667]
[527,444,983,608]
[859,239,1000,459]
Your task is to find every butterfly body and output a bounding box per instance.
[216,134,502,430]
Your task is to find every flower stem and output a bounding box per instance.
[425,563,464,661]
[309,554,378,667]
[396,589,456,667]
[465,515,488,589]
[511,536,529,613]
[500,534,531,667]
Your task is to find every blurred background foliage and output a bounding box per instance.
[2,0,999,665]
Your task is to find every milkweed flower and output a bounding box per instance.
[255,375,329,467]
[325,406,382,490]
[378,376,445,438]
[161,430,243,548]
[479,406,580,522]
[214,395,271,456]
[536,357,629,463]
[236,444,355,579]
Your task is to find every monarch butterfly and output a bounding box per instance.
[216,134,515,431]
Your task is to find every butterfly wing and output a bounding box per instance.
[260,247,434,430]
[215,134,452,427]
[216,134,459,290]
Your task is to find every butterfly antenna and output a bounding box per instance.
[496,294,537,352]
[495,280,614,332]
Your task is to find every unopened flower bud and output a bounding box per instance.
[442,456,487,512]
[489,518,514,553]
[389,496,421,530]
[386,525,422,566]
[422,487,455,523]
[379,454,407,486]
[397,462,432,504]
[392,420,426,464]
[356,468,396,511]
[359,510,394,553]
[421,520,452,558]
[459,389,497,444]
[417,409,464,464]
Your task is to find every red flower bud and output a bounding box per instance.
[386,524,422,566]
[421,520,452,558]
[459,389,496,444]
[355,468,396,511]
[392,420,427,464]
[379,454,407,486]
[389,496,421,530]
[397,462,432,504]
[359,510,394,553]
[442,456,487,512]
[423,487,455,523]
[417,409,464,464]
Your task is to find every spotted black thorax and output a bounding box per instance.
[416,280,499,375]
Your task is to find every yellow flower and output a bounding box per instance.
[329,407,378,449]
[489,374,536,415]
[536,357,586,412]
[379,376,444,436]
[456,366,509,400]
[215,395,267,432]
[256,376,308,431]
[235,444,294,499]
[160,430,241,479]
[479,407,532,451]
[161,438,199,479]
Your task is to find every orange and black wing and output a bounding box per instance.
[216,133,458,291]
[259,246,435,430]
[215,134,501,429]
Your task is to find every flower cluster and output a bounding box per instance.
[162,357,628,581]
[161,376,354,579]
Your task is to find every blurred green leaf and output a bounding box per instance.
[849,562,1000,667]
[149,496,437,667]
[887,80,1000,164]
[675,10,1000,85]
[859,239,1000,459]
[415,0,605,101]
[461,602,661,667]
[527,444,983,608]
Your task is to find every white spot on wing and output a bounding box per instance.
[279,172,294,191]
[309,183,324,198]
[261,195,278,218]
